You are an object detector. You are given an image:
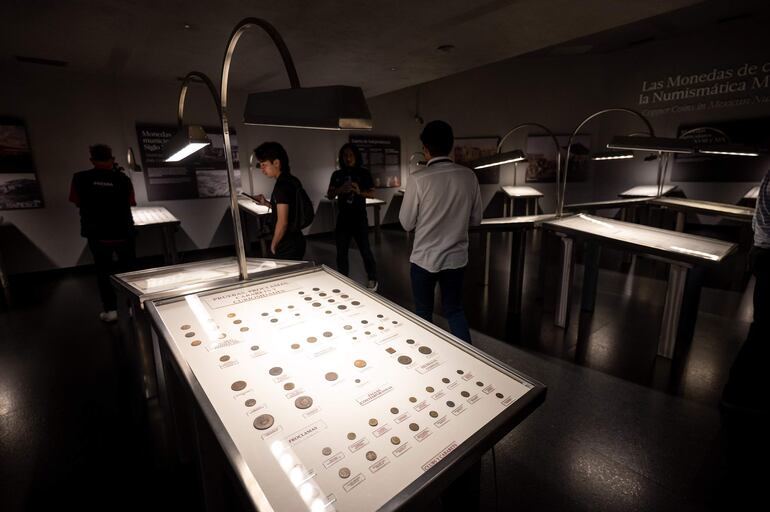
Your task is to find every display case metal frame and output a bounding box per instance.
[146,263,546,512]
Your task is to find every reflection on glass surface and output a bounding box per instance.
[668,246,719,261]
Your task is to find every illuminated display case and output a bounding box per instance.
[147,264,545,511]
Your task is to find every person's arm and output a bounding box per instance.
[254,194,270,207]
[127,179,137,207]
[68,179,80,207]
[357,168,376,198]
[399,180,419,232]
[271,203,290,254]
[469,180,482,227]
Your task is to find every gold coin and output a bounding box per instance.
[191,340,202,347]
[390,436,401,445]
[429,410,438,418]
[338,467,351,479]
[390,407,399,414]
[426,386,434,393]
[227,313,236,318]
[295,396,313,409]
[354,359,367,368]
[245,399,256,407]
[347,432,356,440]
[409,396,417,403]
[385,347,396,354]
[184,332,195,338]
[409,423,419,432]
[253,414,274,430]
[325,372,338,381]
[284,382,295,391]
[322,447,332,456]
[418,346,432,355]
[269,367,283,376]
[323,331,333,337]
[219,355,230,362]
[291,343,300,349]
[275,308,282,313]
[180,324,191,330]
[397,355,412,365]
[369,418,378,427]
[307,337,317,343]
[240,327,249,332]
[233,319,242,324]
[231,381,247,391]
[365,451,377,461]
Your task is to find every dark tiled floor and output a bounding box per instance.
[0,227,765,511]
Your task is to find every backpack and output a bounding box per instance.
[292,178,315,230]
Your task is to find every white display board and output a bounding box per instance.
[150,266,541,512]
[238,197,271,217]
[744,186,760,200]
[501,186,543,198]
[618,185,677,198]
[131,206,180,226]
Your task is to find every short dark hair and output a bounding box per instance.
[89,144,113,161]
[254,142,290,173]
[420,120,454,156]
[338,143,363,169]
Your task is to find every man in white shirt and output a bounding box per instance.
[399,120,483,343]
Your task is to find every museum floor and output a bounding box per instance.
[0,227,765,511]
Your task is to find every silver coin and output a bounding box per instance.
[397,355,412,365]
[338,467,351,479]
[253,414,274,430]
[323,331,333,337]
[419,346,432,355]
[461,391,470,398]
[390,436,401,445]
[369,418,378,427]
[284,382,295,391]
[347,432,356,440]
[180,324,191,330]
[322,447,332,456]
[409,423,419,432]
[245,399,256,407]
[295,396,313,409]
[409,396,417,403]
[184,332,195,338]
[429,410,438,418]
[366,451,377,461]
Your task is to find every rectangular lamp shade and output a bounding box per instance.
[244,85,373,130]
[470,149,527,170]
[607,136,695,154]
[698,143,759,157]
[164,125,210,162]
[591,151,634,161]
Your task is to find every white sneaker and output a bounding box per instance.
[99,310,118,322]
[367,280,378,292]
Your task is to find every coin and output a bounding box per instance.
[457,370,464,375]
[406,339,415,345]
[397,356,412,365]
[241,326,251,332]
[361,320,368,324]
[409,396,417,403]
[341,294,349,299]
[328,299,335,303]
[364,331,371,335]
[325,311,332,315]
[477,381,484,387]
[385,347,396,354]
[409,423,419,431]
[307,337,317,343]
[323,331,333,338]
[304,297,312,301]
[390,407,399,414]
[347,432,356,440]
[338,305,347,310]
[338,467,351,479]
[429,410,438,418]
[288,305,294,309]
[366,451,377,461]
[325,372,338,381]
[378,326,384,330]
[392,321,398,324]
[220,355,230,362]
[269,367,283,376]
[231,381,247,391]
[313,287,320,291]
[312,302,321,307]
[390,436,401,445]
[227,313,236,318]
[291,343,300,349]
[253,414,274,430]
[442,378,450,384]
[250,345,259,351]
[426,386,434,393]
[354,360,367,368]
[295,396,313,409]
[419,346,432,355]
[275,308,282,313]
[233,319,242,324]
[354,379,361,383]
[322,447,332,456]
[377,314,384,318]
[496,393,504,399]
[261,312,269,316]
[352,301,360,306]
[270,319,277,323]
[184,332,195,338]
[219,333,227,339]
[299,291,305,295]
[180,325,191,330]
[332,289,340,293]
[446,400,455,407]
[461,391,470,397]
[319,293,327,297]
[284,382,295,391]
[369,418,378,427]
[191,340,202,347]
[245,398,256,407]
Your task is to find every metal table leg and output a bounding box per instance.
[580,240,601,313]
[483,233,491,286]
[555,235,574,328]
[373,205,381,232]
[505,230,527,342]
[659,263,688,358]
[161,224,179,265]
[674,211,686,232]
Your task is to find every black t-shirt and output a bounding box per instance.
[271,172,301,232]
[69,168,136,239]
[328,166,375,218]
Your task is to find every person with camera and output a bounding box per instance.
[326,143,378,290]
[69,144,136,322]
[252,142,308,260]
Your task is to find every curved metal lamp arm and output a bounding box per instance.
[559,108,655,217]
[177,71,222,127]
[498,122,561,211]
[219,18,302,280]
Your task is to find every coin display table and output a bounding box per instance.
[740,185,759,208]
[132,206,181,265]
[542,214,737,359]
[500,186,543,216]
[238,196,272,256]
[147,265,545,512]
[650,197,755,231]
[618,185,680,198]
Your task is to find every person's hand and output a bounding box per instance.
[255,194,268,206]
[270,242,277,255]
[350,182,361,195]
[338,182,353,194]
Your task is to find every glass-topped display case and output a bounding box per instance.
[147,264,545,511]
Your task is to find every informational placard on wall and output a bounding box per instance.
[0,117,44,210]
[136,123,241,201]
[526,135,589,183]
[349,135,401,188]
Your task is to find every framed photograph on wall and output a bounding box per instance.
[453,136,500,185]
[525,134,590,183]
[0,117,44,210]
[349,135,401,188]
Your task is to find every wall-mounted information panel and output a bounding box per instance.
[147,265,544,512]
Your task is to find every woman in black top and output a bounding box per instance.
[326,143,378,290]
[253,142,306,260]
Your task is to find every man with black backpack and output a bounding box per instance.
[253,142,312,260]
